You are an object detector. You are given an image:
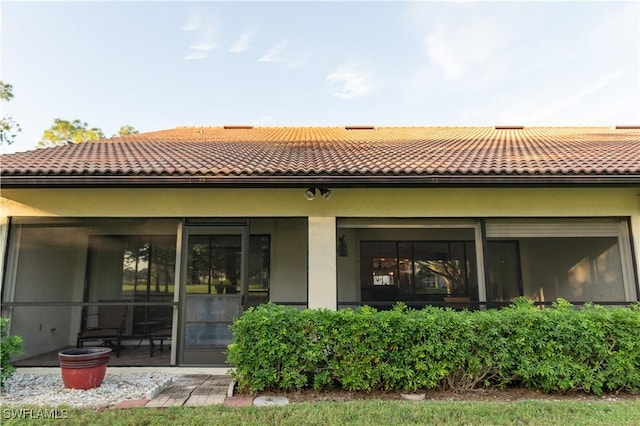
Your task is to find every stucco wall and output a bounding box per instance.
[1,187,638,218]
[2,187,639,309]
[251,218,307,305]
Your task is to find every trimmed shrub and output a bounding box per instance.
[1,318,23,388]
[227,300,640,395]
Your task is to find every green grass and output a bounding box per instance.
[2,400,639,425]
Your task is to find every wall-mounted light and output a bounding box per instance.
[305,188,316,200]
[304,187,332,201]
[319,188,331,200]
[337,235,348,257]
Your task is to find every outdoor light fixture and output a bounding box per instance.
[319,188,332,200]
[305,188,316,200]
[304,187,332,201]
[337,235,348,257]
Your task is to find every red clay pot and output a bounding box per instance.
[58,347,112,390]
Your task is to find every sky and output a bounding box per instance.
[1,1,639,154]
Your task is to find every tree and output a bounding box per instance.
[0,81,22,146]
[0,81,14,101]
[115,125,138,137]
[38,119,105,148]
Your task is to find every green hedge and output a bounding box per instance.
[1,318,23,388]
[227,299,640,395]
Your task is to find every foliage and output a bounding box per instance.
[0,81,22,146]
[0,82,14,101]
[0,318,23,388]
[228,300,640,395]
[114,124,138,137]
[38,118,106,147]
[37,120,139,148]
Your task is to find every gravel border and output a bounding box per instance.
[1,372,175,408]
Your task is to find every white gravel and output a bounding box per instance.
[1,372,175,408]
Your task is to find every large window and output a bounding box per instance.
[87,235,176,335]
[485,219,637,304]
[360,241,478,305]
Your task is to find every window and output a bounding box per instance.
[360,241,478,305]
[185,234,270,305]
[485,219,637,304]
[88,235,175,334]
[247,235,270,307]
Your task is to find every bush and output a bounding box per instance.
[227,300,640,395]
[0,318,23,387]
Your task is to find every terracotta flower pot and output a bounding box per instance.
[58,347,112,390]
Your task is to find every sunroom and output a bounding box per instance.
[2,217,308,366]
[336,217,636,310]
[3,213,636,367]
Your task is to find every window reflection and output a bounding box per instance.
[360,241,477,304]
[88,235,175,335]
[185,235,270,305]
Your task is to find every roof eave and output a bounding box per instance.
[1,174,639,188]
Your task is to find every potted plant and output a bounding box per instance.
[58,347,112,390]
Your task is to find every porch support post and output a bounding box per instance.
[308,216,337,310]
[475,220,488,307]
[631,209,640,300]
[171,220,185,365]
[0,215,9,296]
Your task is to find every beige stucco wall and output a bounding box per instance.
[308,217,336,309]
[2,187,640,311]
[251,218,307,305]
[1,187,638,219]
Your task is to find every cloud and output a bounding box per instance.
[527,69,627,123]
[259,42,309,68]
[407,3,509,88]
[287,53,310,69]
[182,13,218,60]
[229,30,254,54]
[488,68,635,126]
[326,66,374,100]
[252,116,272,126]
[259,42,288,63]
[425,20,504,85]
[190,41,217,52]
[184,51,209,60]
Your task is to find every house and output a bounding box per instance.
[1,125,639,366]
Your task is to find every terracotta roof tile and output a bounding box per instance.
[1,126,639,185]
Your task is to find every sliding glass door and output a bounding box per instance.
[180,226,248,365]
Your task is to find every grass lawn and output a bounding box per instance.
[2,400,639,425]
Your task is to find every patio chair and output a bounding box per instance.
[77,304,127,357]
[149,328,172,357]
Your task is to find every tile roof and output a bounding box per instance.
[1,126,639,186]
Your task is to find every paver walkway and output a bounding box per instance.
[145,374,233,407]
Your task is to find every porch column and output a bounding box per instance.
[308,216,337,310]
[631,210,640,299]
[475,221,488,305]
[0,215,8,295]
